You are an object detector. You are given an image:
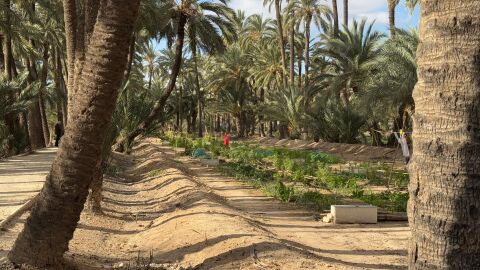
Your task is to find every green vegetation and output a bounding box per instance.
[162,133,408,212]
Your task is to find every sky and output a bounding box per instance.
[229,0,420,34]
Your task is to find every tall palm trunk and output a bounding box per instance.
[387,0,396,37]
[288,0,295,85]
[3,0,16,154]
[274,0,287,87]
[39,44,51,146]
[332,0,339,35]
[304,14,312,87]
[63,0,76,119]
[25,58,45,149]
[8,0,140,267]
[118,12,187,149]
[408,1,480,268]
[343,0,348,27]
[192,48,203,137]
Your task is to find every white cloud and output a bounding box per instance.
[229,0,274,17]
[229,0,389,26]
[331,0,388,26]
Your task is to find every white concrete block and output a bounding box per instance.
[331,205,377,224]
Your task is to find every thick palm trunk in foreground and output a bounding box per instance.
[8,0,140,267]
[408,1,480,268]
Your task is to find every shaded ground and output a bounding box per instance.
[0,139,409,269]
[0,148,57,221]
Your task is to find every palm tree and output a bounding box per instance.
[119,0,234,146]
[287,0,330,87]
[405,0,418,13]
[408,1,480,268]
[264,86,306,138]
[314,19,384,104]
[343,0,348,27]
[264,0,288,86]
[387,0,399,37]
[331,0,339,35]
[184,0,236,137]
[207,44,252,137]
[8,0,140,267]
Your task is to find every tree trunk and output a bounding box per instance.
[117,12,187,149]
[387,0,396,37]
[408,1,480,268]
[8,0,140,267]
[63,0,77,119]
[304,14,312,87]
[332,0,339,35]
[192,46,203,137]
[25,58,45,149]
[274,0,287,87]
[39,44,51,146]
[343,0,348,27]
[288,1,295,86]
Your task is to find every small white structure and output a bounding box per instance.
[331,205,378,224]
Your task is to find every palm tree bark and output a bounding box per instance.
[117,12,187,149]
[192,46,203,137]
[25,58,45,149]
[387,0,396,37]
[304,14,312,87]
[39,44,51,146]
[274,0,288,87]
[8,0,140,266]
[408,1,480,268]
[332,0,339,35]
[63,0,76,115]
[288,0,295,85]
[343,0,348,27]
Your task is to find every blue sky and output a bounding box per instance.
[155,0,420,50]
[230,0,420,34]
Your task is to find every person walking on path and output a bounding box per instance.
[394,129,410,164]
[54,121,64,147]
[223,132,230,149]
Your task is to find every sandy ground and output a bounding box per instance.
[0,139,409,269]
[0,148,57,221]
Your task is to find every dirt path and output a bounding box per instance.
[156,141,409,269]
[0,148,57,221]
[1,140,409,269]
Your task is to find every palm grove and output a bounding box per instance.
[1,0,479,269]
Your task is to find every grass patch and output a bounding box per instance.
[161,132,409,212]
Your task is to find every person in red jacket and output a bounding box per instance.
[223,132,230,149]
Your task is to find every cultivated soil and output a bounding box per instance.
[0,138,409,269]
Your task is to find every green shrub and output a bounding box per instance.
[295,192,338,212]
[274,181,295,202]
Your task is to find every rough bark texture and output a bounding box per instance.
[39,44,51,146]
[274,0,287,87]
[8,0,140,267]
[25,58,45,149]
[63,0,76,117]
[408,1,480,268]
[387,0,396,37]
[332,0,339,35]
[304,14,312,87]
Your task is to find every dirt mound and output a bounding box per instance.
[1,138,408,269]
[252,137,402,163]
[0,140,326,269]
